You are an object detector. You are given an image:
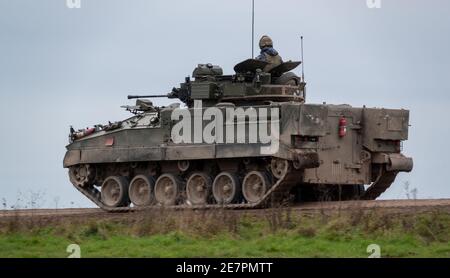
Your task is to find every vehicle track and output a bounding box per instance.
[1,199,449,219]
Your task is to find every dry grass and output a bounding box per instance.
[1,205,449,251]
[0,205,449,257]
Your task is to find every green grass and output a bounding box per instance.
[0,209,449,258]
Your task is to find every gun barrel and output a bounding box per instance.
[128,94,169,99]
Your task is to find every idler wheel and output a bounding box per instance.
[101,176,130,208]
[154,174,183,206]
[212,172,240,204]
[186,172,212,205]
[270,158,290,179]
[129,175,155,207]
[242,171,270,204]
[69,164,95,187]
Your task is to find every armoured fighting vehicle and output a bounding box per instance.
[63,59,413,211]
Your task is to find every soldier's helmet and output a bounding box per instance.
[259,35,273,49]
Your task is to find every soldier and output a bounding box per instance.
[256,35,283,72]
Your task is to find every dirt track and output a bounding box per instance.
[1,199,450,219]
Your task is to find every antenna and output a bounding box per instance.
[252,0,255,58]
[301,35,305,82]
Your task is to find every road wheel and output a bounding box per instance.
[129,175,155,207]
[186,172,212,205]
[212,172,240,204]
[242,171,270,203]
[101,176,129,208]
[154,174,183,206]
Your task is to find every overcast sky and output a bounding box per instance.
[0,0,449,208]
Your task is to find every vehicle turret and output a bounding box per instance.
[128,59,306,108]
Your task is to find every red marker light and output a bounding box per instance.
[105,138,114,146]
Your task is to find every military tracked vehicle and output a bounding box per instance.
[63,59,413,211]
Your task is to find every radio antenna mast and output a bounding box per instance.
[301,36,305,82]
[251,0,255,58]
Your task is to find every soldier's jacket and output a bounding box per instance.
[256,47,283,72]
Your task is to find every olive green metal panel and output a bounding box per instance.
[363,108,409,151]
[165,144,215,160]
[63,150,80,168]
[302,106,370,185]
[222,83,247,97]
[191,82,217,99]
[298,104,328,137]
